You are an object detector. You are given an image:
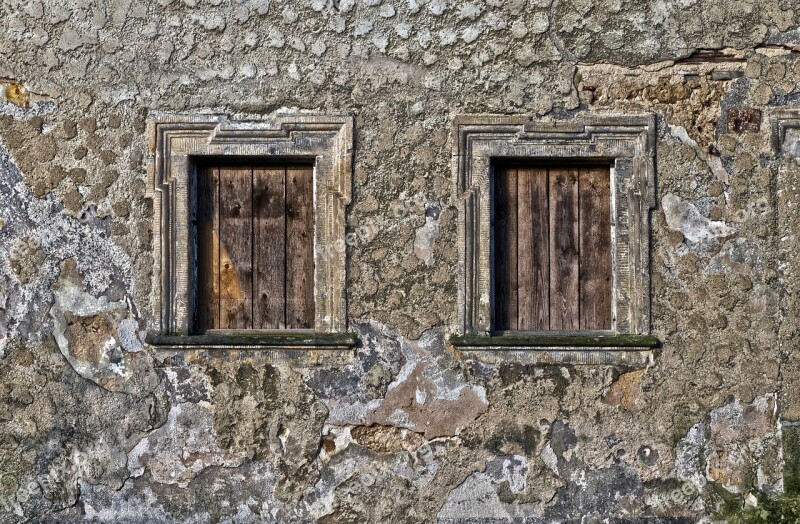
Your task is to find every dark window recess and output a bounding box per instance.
[493,165,612,332]
[195,164,314,332]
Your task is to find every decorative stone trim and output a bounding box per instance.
[458,349,654,368]
[146,113,353,338]
[771,108,800,157]
[452,113,657,340]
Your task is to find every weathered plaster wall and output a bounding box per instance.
[1,0,799,522]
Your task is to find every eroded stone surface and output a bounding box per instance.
[0,0,799,521]
[673,395,782,495]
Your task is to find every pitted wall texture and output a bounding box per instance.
[1,0,799,522]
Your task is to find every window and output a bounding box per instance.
[146,114,355,349]
[493,164,611,332]
[195,163,314,332]
[451,114,658,363]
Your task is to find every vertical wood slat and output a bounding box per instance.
[253,167,286,329]
[195,163,314,332]
[285,165,314,329]
[579,166,612,330]
[219,166,253,329]
[548,167,580,330]
[493,167,518,331]
[196,166,220,331]
[517,167,550,330]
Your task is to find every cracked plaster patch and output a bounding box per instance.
[311,322,487,439]
[49,259,147,394]
[127,402,248,488]
[366,359,488,438]
[365,328,488,439]
[0,145,135,356]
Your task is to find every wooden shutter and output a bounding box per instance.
[493,165,611,331]
[195,164,314,332]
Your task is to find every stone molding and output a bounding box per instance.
[452,113,657,337]
[771,108,800,157]
[146,113,353,336]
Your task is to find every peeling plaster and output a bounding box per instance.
[662,193,736,243]
[127,402,248,488]
[0,0,798,520]
[672,395,782,495]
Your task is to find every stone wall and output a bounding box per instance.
[1,0,799,521]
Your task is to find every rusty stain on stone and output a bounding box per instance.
[728,108,762,134]
[63,312,116,364]
[3,83,29,108]
[602,369,647,412]
[321,435,336,453]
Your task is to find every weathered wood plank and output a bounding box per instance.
[253,166,286,329]
[516,166,532,330]
[493,166,518,331]
[285,165,314,329]
[196,166,220,331]
[579,166,612,330]
[549,167,580,330]
[219,165,253,329]
[518,167,550,330]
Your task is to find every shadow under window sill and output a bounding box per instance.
[448,332,659,367]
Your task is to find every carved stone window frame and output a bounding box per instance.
[450,114,658,359]
[772,108,800,157]
[772,108,800,385]
[145,113,354,349]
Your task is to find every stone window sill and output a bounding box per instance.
[450,332,659,349]
[145,331,358,350]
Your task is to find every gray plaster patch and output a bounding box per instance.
[49,274,130,385]
[413,202,441,266]
[438,455,537,522]
[365,326,488,438]
[127,402,248,488]
[784,128,800,157]
[705,238,764,273]
[77,461,278,523]
[0,146,133,349]
[309,322,487,438]
[662,193,736,243]
[672,394,782,495]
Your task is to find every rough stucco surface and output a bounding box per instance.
[1,0,799,522]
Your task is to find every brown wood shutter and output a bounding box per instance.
[195,164,314,332]
[493,165,611,331]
